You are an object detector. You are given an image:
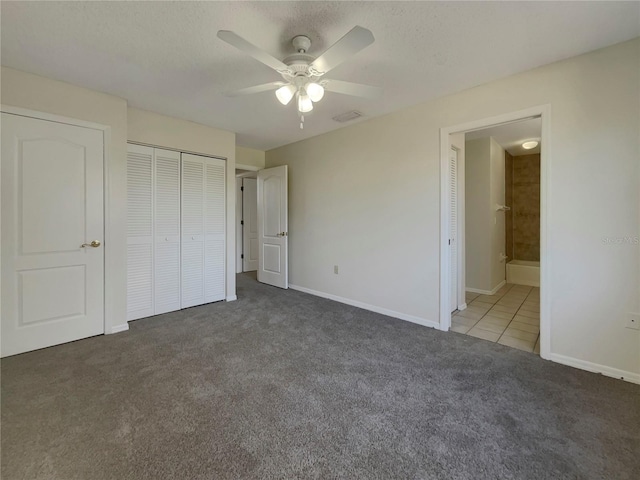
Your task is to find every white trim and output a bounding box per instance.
[290,284,439,330]
[546,353,640,385]
[103,126,116,335]
[236,171,258,179]
[538,108,552,360]
[225,295,237,302]
[1,104,119,336]
[439,105,551,358]
[235,178,243,273]
[108,323,130,334]
[454,143,466,313]
[1,104,111,131]
[439,124,451,332]
[236,163,260,171]
[128,140,227,161]
[457,302,467,311]
[466,280,506,296]
[465,287,491,295]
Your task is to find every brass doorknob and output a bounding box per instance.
[81,240,101,248]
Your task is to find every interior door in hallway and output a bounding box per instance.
[257,165,288,289]
[1,113,105,357]
[242,178,258,272]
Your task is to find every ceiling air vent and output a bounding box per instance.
[332,111,363,123]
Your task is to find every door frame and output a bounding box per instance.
[235,177,243,273]
[235,168,260,274]
[0,104,122,334]
[439,104,551,359]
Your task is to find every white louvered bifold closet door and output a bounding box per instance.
[181,153,226,308]
[154,149,181,314]
[449,147,458,313]
[204,159,226,303]
[127,144,154,320]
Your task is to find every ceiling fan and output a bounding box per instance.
[217,26,381,128]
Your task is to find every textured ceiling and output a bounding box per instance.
[1,1,638,150]
[467,117,542,156]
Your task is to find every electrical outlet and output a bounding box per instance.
[626,313,640,330]
[334,265,339,274]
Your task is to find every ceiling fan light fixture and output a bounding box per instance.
[275,85,296,105]
[297,93,313,113]
[306,82,325,102]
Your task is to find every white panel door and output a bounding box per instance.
[126,144,154,320]
[257,166,288,289]
[154,148,181,314]
[181,153,226,308]
[450,147,458,313]
[1,113,104,357]
[242,178,259,272]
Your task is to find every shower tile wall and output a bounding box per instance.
[511,154,540,261]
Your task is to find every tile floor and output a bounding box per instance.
[453,284,540,354]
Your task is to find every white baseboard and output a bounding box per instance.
[226,295,237,302]
[546,352,640,385]
[457,302,467,311]
[465,287,490,295]
[289,284,439,330]
[108,323,129,334]
[466,280,506,296]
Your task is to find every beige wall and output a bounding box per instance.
[266,39,640,378]
[1,66,129,332]
[128,107,235,161]
[465,138,492,291]
[489,138,506,290]
[127,107,237,300]
[465,136,505,293]
[505,152,514,261]
[236,146,265,169]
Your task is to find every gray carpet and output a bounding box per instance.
[2,273,639,479]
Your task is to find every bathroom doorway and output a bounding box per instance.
[439,106,549,356]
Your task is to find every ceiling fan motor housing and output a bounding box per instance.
[292,35,311,53]
[282,36,318,79]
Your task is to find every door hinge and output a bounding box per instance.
[241,186,244,191]
[449,239,451,245]
[241,254,244,259]
[241,220,244,225]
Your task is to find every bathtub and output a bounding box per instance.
[506,260,540,287]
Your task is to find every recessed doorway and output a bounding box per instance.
[440,106,550,357]
[236,169,259,274]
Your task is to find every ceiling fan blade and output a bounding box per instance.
[225,82,286,97]
[217,30,290,72]
[310,26,374,74]
[322,79,382,99]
